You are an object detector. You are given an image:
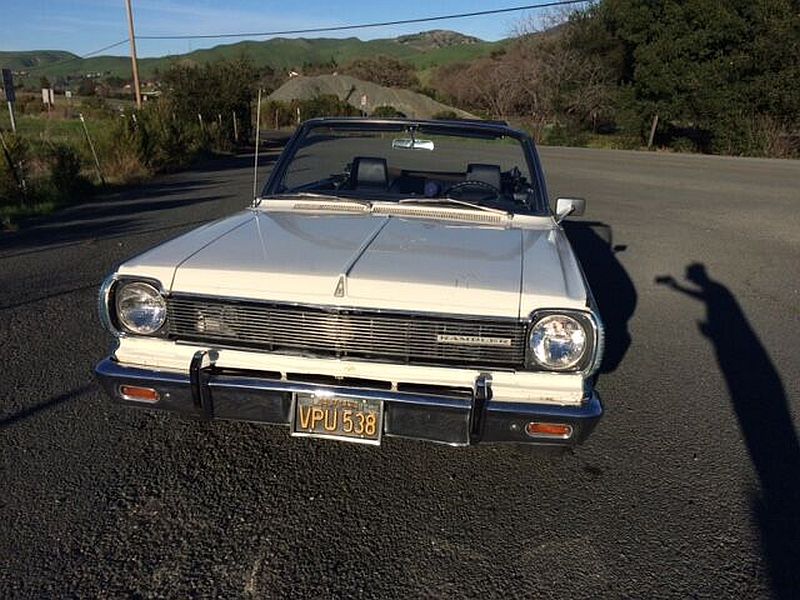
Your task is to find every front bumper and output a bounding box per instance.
[95,356,602,446]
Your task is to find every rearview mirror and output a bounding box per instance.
[555,197,586,223]
[392,138,434,151]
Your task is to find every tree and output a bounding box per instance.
[596,0,800,153]
[341,56,419,89]
[161,55,259,139]
[77,78,96,96]
[432,14,616,128]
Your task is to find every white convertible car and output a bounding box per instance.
[95,118,604,447]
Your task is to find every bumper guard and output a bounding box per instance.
[95,354,602,446]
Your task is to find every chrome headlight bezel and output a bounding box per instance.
[525,309,602,374]
[99,275,169,337]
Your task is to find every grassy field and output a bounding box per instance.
[0,94,131,146]
[1,113,107,142]
[0,95,141,225]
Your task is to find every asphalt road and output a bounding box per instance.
[1,146,799,598]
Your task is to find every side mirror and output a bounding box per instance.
[555,197,586,223]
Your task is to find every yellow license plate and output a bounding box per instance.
[292,392,383,445]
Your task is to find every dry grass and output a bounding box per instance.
[101,150,151,185]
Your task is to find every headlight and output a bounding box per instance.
[115,281,167,335]
[529,313,589,370]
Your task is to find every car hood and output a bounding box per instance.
[118,210,588,318]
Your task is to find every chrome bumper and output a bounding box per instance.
[94,355,602,446]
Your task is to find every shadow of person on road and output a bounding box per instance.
[563,221,636,374]
[656,263,800,598]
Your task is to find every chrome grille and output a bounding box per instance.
[167,295,526,368]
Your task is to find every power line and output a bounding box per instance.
[138,0,588,40]
[14,0,589,74]
[80,39,130,58]
[22,39,129,74]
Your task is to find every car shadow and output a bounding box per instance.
[656,263,800,598]
[563,220,636,374]
[0,384,95,429]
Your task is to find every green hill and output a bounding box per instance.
[1,31,501,83]
[0,50,78,71]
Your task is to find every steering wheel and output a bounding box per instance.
[445,180,501,201]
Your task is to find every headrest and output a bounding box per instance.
[466,163,501,190]
[352,157,388,189]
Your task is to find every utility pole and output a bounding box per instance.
[124,0,142,109]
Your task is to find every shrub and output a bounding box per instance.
[341,56,419,89]
[542,124,590,147]
[371,105,405,118]
[292,95,359,119]
[670,137,697,154]
[261,100,296,129]
[710,113,798,158]
[0,135,30,208]
[47,143,89,200]
[101,101,211,179]
[432,110,459,120]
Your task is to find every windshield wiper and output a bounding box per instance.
[269,192,372,207]
[397,197,510,216]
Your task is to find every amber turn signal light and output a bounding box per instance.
[119,385,160,403]
[525,422,573,439]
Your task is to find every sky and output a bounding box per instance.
[0,1,541,57]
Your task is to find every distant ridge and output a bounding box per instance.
[1,30,503,81]
[396,30,482,50]
[0,50,77,71]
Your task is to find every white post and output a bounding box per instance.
[253,88,263,203]
[647,115,659,149]
[79,113,105,185]
[6,101,16,134]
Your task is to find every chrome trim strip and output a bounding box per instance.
[210,375,472,410]
[383,432,470,448]
[486,396,603,419]
[98,273,120,337]
[171,340,520,373]
[166,291,522,323]
[96,358,190,385]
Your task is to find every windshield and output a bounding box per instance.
[266,122,543,214]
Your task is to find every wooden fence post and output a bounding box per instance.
[647,115,659,149]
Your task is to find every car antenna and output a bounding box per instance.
[252,88,263,207]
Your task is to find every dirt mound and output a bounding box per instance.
[268,74,474,120]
